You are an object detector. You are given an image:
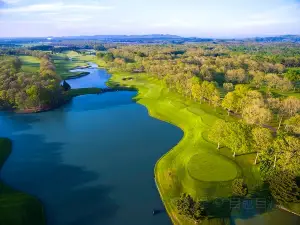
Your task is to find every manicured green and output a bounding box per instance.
[107,72,262,225]
[19,56,40,73]
[187,153,238,182]
[0,138,45,225]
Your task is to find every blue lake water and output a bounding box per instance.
[66,62,111,89]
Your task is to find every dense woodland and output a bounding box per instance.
[96,43,300,220]
[0,52,64,111]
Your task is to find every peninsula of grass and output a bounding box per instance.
[107,72,264,225]
[64,71,90,80]
[66,88,102,97]
[0,138,45,225]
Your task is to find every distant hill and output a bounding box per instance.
[1,34,300,44]
[243,35,300,43]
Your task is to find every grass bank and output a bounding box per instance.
[107,72,264,225]
[66,88,102,97]
[0,138,45,225]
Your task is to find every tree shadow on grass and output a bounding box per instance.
[1,133,119,225]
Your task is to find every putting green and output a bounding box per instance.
[187,152,238,182]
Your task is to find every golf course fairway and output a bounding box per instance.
[107,72,261,225]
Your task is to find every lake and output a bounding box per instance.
[0,66,182,225]
[0,65,299,225]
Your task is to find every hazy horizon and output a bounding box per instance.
[1,33,300,40]
[1,0,300,38]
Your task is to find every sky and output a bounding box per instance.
[0,0,300,38]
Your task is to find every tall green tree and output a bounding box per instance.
[225,122,252,157]
[222,92,238,115]
[252,127,273,164]
[208,120,228,149]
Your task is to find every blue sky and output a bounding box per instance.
[0,0,300,37]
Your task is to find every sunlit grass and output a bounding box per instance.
[19,56,40,73]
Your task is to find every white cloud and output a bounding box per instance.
[229,3,300,29]
[2,0,21,4]
[0,2,114,13]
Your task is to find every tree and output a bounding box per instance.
[284,68,300,90]
[242,105,272,125]
[225,69,246,83]
[176,193,208,223]
[273,135,300,173]
[191,81,202,102]
[268,170,300,204]
[211,90,221,108]
[251,127,273,164]
[284,114,300,135]
[278,96,300,129]
[225,122,252,157]
[250,71,265,88]
[61,80,71,91]
[232,179,248,197]
[223,83,234,92]
[208,120,227,149]
[222,92,238,115]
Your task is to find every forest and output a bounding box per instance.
[0,50,64,111]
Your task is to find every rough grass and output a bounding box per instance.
[0,138,45,225]
[19,56,40,73]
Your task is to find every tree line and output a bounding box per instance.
[0,55,64,111]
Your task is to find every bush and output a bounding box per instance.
[232,179,248,197]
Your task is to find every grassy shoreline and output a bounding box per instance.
[0,138,46,225]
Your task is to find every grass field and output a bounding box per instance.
[53,51,105,79]
[19,56,40,73]
[107,72,264,224]
[0,138,45,225]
